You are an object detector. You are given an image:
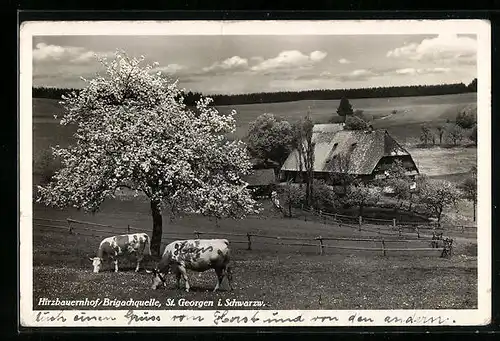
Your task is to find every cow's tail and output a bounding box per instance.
[143,234,152,256]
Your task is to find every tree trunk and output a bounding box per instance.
[437,206,443,227]
[305,173,311,206]
[150,200,163,257]
[473,199,476,222]
[309,178,314,207]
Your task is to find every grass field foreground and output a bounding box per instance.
[32,197,478,311]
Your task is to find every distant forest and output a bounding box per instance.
[33,78,477,106]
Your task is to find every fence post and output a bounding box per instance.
[67,219,73,234]
[194,231,200,239]
[415,226,420,239]
[440,238,453,258]
[246,233,252,251]
[358,216,362,231]
[127,225,130,233]
[334,213,337,222]
[317,236,324,255]
[381,239,386,256]
[392,218,396,229]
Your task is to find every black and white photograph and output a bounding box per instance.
[19,20,491,327]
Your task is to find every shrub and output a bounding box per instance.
[344,115,369,130]
[311,180,338,212]
[469,125,477,145]
[456,110,476,129]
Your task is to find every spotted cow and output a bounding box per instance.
[90,233,151,273]
[146,239,233,292]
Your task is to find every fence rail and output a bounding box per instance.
[301,207,476,239]
[33,216,453,258]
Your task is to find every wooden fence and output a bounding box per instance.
[33,216,454,258]
[301,207,476,239]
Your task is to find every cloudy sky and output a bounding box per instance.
[32,34,477,95]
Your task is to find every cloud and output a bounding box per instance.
[395,67,451,76]
[33,43,112,64]
[250,56,264,63]
[310,51,328,62]
[386,34,476,64]
[202,56,249,74]
[338,58,351,64]
[338,69,378,81]
[153,63,186,75]
[250,50,327,73]
[272,64,457,84]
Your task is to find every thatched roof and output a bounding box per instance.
[281,124,413,175]
[242,169,276,186]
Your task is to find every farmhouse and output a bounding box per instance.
[280,123,419,184]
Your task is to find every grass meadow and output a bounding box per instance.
[33,198,477,311]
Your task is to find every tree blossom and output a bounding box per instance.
[36,51,260,255]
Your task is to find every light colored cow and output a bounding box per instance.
[146,239,233,292]
[90,233,151,273]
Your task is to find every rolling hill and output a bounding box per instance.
[31,92,477,180]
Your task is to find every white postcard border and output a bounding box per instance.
[19,19,492,328]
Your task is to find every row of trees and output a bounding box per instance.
[279,163,477,225]
[420,109,477,146]
[33,79,477,106]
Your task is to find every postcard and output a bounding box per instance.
[19,19,491,327]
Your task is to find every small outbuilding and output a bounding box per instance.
[242,168,277,198]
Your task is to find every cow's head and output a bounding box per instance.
[89,257,103,273]
[145,268,167,290]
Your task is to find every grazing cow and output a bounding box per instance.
[89,233,151,273]
[146,239,233,292]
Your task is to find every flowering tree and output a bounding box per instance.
[280,182,305,218]
[420,123,434,145]
[381,159,413,210]
[344,183,381,217]
[418,178,461,225]
[36,51,259,255]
